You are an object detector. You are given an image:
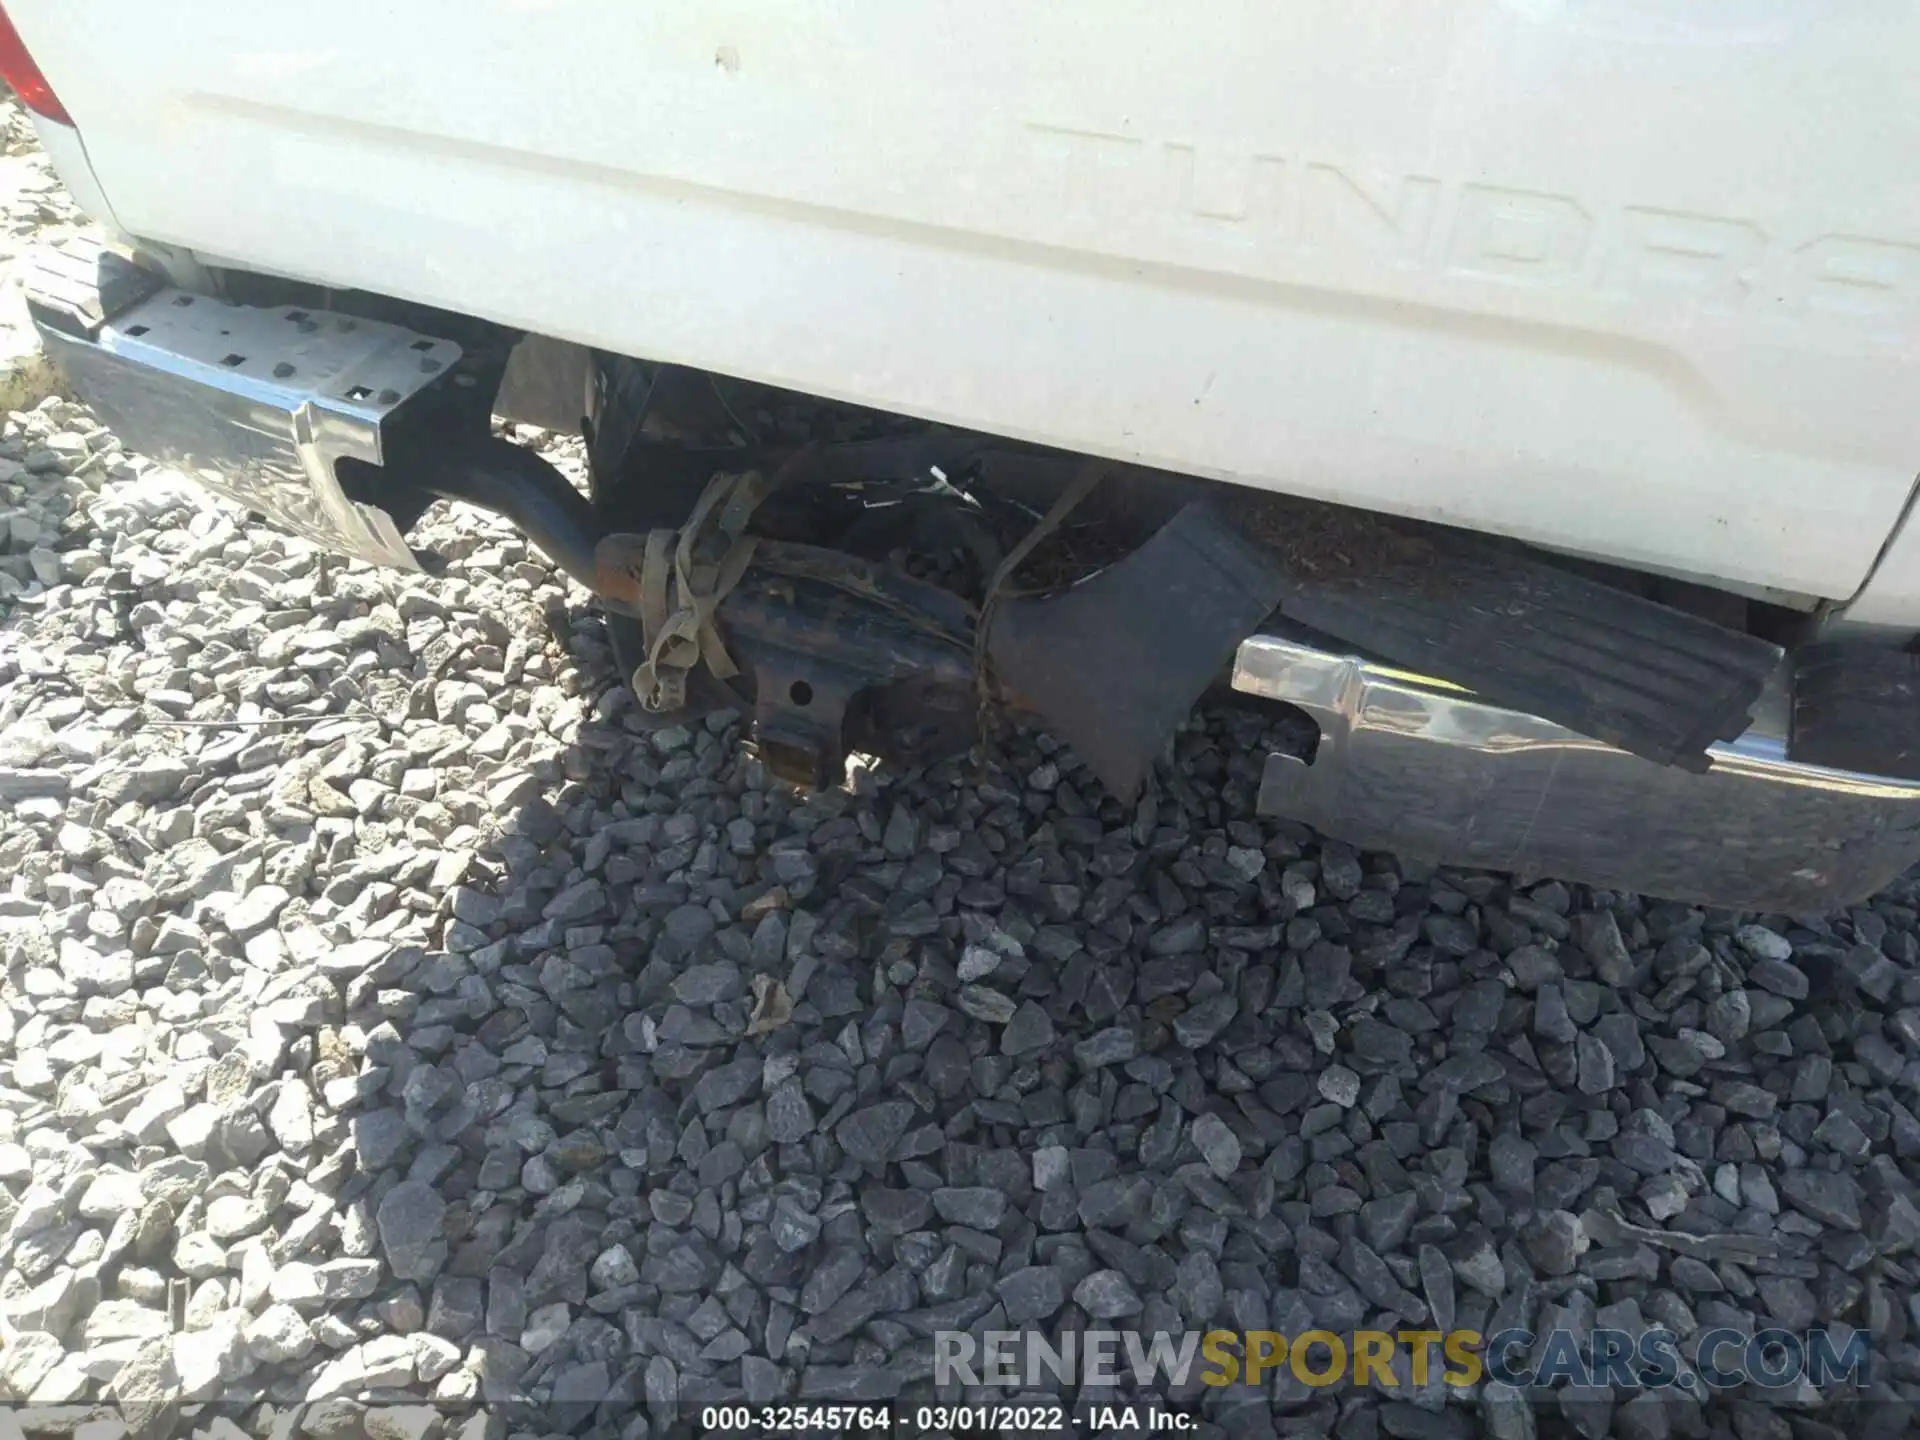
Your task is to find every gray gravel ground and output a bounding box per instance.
[2,97,1920,1440]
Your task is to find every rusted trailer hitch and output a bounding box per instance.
[596,498,1291,796]
[598,530,982,788]
[398,428,1294,797]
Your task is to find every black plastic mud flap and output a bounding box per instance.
[986,501,1291,800]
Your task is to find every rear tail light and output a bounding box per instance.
[0,4,68,126]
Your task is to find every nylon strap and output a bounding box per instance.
[631,470,769,712]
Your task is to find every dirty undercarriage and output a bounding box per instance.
[30,246,1920,912]
[564,355,1787,801]
[20,245,1797,799]
[581,357,1294,795]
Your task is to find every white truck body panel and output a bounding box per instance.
[13,0,1920,608]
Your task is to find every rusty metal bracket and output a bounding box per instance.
[725,545,975,786]
[598,525,976,786]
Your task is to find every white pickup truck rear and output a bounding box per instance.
[14,0,1920,614]
[9,0,1920,911]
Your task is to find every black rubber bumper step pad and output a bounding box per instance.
[1791,644,1920,780]
[25,238,166,339]
[1246,501,1783,772]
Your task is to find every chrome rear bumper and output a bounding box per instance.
[1234,629,1920,913]
[26,242,461,570]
